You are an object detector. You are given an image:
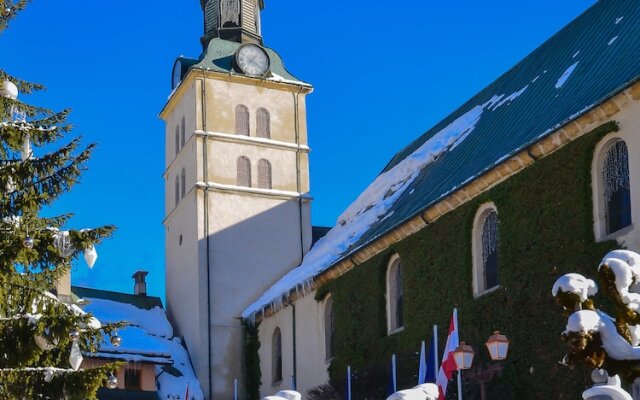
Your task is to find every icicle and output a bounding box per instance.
[84,246,98,268]
[20,133,31,161]
[603,140,630,203]
[68,342,83,371]
[482,211,499,265]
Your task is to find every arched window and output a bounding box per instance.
[174,175,180,208]
[180,117,186,147]
[603,139,631,234]
[272,327,283,383]
[236,156,251,187]
[256,107,270,139]
[472,204,499,296]
[257,159,272,189]
[180,168,186,198]
[175,126,180,156]
[386,254,404,333]
[235,105,250,136]
[324,295,335,360]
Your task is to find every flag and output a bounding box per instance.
[425,326,438,384]
[418,341,427,385]
[184,382,190,400]
[436,309,459,400]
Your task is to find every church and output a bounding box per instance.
[162,0,640,399]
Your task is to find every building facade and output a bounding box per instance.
[161,1,314,398]
[245,1,640,399]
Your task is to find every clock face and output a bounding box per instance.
[236,44,270,77]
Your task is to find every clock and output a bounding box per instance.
[235,44,270,77]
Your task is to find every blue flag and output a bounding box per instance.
[425,329,438,383]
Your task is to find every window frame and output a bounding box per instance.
[593,136,633,241]
[323,294,335,361]
[272,327,283,384]
[386,253,404,334]
[472,203,500,297]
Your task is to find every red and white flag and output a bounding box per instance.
[436,309,459,400]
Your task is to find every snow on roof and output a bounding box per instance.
[242,91,527,319]
[82,296,203,400]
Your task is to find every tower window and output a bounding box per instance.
[386,254,404,333]
[181,168,186,198]
[256,107,270,139]
[272,327,283,383]
[324,295,335,361]
[237,156,252,187]
[235,105,250,136]
[175,175,180,208]
[175,126,180,156]
[257,159,272,189]
[181,117,186,148]
[603,139,631,234]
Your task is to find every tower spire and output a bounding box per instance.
[201,0,264,48]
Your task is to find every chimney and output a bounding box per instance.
[132,271,149,296]
[55,269,72,304]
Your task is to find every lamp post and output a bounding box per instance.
[454,332,510,400]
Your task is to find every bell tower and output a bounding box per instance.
[162,1,313,398]
[201,0,264,47]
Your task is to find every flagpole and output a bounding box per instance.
[392,353,397,392]
[433,324,439,374]
[233,378,238,400]
[347,366,352,400]
[454,309,463,400]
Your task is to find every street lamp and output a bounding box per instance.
[454,342,475,370]
[485,331,510,361]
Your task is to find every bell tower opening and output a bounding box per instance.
[200,0,264,48]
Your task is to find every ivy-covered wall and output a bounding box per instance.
[319,122,619,399]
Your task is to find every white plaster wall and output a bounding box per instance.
[258,291,329,398]
[592,99,640,250]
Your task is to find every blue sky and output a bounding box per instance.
[0,0,596,300]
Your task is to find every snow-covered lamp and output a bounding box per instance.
[453,342,475,370]
[486,331,510,361]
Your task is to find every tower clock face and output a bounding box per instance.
[236,44,270,77]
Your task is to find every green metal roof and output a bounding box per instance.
[71,286,163,310]
[177,38,310,86]
[345,0,640,256]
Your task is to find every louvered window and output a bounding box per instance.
[257,159,272,189]
[324,296,335,360]
[235,105,250,136]
[482,211,499,291]
[387,256,404,332]
[181,117,186,148]
[237,156,251,187]
[181,168,186,198]
[175,126,180,156]
[175,175,180,208]
[204,0,219,32]
[603,139,631,234]
[256,108,270,139]
[272,328,283,383]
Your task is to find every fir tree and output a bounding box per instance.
[0,2,123,398]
